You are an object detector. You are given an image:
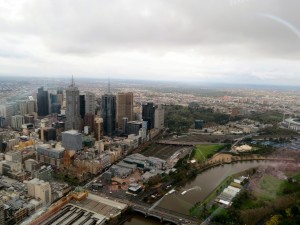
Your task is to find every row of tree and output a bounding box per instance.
[164,105,232,133]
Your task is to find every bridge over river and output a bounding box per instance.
[131,200,198,225]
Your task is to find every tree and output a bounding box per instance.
[266,215,281,225]
[291,205,299,216]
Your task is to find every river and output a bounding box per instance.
[123,214,166,225]
[123,160,273,225]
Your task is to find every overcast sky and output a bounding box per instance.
[0,0,299,85]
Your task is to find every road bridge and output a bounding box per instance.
[131,201,198,225]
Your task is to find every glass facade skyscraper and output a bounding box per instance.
[37,87,49,117]
[102,93,116,137]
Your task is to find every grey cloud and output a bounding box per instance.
[10,0,299,58]
[0,0,299,84]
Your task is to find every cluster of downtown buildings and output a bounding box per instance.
[0,78,165,224]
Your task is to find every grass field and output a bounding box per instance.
[254,175,285,201]
[192,144,224,162]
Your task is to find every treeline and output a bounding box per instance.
[164,105,232,133]
[259,126,299,136]
[211,175,300,225]
[144,155,198,191]
[248,111,283,124]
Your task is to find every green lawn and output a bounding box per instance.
[254,175,285,200]
[192,144,224,162]
[292,173,300,182]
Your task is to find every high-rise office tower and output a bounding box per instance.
[10,102,18,116]
[37,87,49,117]
[102,82,116,137]
[142,102,155,130]
[79,94,85,118]
[154,104,164,130]
[102,94,116,137]
[0,104,14,126]
[27,100,36,114]
[65,77,82,131]
[122,117,128,134]
[51,103,61,114]
[0,117,5,128]
[85,92,96,115]
[57,89,64,105]
[84,113,95,132]
[49,93,58,104]
[11,115,24,130]
[116,92,133,131]
[18,100,28,115]
[94,116,103,141]
[79,92,95,119]
[49,92,61,114]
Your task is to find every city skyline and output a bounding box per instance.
[0,72,300,224]
[0,0,299,85]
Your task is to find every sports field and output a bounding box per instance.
[192,144,224,162]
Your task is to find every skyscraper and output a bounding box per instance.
[11,115,24,130]
[65,77,82,131]
[57,89,64,105]
[102,94,116,137]
[84,113,95,132]
[85,92,96,115]
[122,117,128,134]
[94,116,103,141]
[116,92,133,131]
[102,81,116,137]
[142,102,155,130]
[0,117,5,128]
[49,92,61,114]
[27,100,36,114]
[154,104,164,130]
[0,104,14,126]
[18,100,28,115]
[79,94,85,118]
[37,87,49,117]
[80,92,95,119]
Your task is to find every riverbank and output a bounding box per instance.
[118,159,296,225]
[189,169,252,219]
[195,152,296,175]
[116,149,297,225]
